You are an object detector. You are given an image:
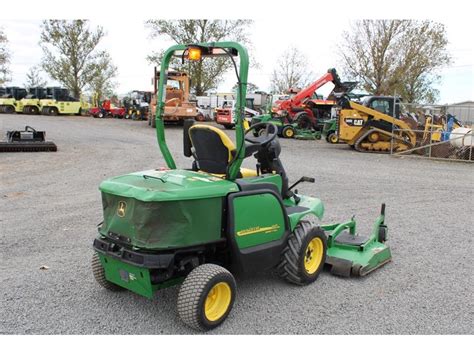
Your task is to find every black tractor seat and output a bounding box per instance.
[187,124,257,178]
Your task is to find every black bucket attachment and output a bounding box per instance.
[0,126,57,152]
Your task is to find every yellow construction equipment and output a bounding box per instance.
[148,68,198,127]
[336,96,417,153]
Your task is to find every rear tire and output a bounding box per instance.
[278,220,327,285]
[30,106,39,115]
[91,253,125,292]
[294,112,312,130]
[195,113,205,122]
[177,263,236,331]
[49,107,59,116]
[5,106,14,114]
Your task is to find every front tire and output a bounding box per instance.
[91,253,125,292]
[177,263,236,331]
[282,125,295,138]
[278,220,327,285]
[328,132,339,144]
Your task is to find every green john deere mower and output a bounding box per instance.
[92,42,392,331]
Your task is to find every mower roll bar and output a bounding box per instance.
[155,42,249,181]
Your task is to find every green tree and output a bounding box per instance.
[270,46,313,93]
[146,20,253,96]
[23,66,48,89]
[232,82,259,93]
[338,20,451,103]
[40,20,115,98]
[87,53,118,101]
[0,28,10,85]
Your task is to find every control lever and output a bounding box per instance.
[289,176,315,191]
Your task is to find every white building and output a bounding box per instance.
[446,101,474,123]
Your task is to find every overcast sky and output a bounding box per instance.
[1,16,472,104]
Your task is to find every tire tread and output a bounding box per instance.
[277,220,326,285]
[177,264,234,331]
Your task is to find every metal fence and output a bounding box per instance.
[391,128,473,162]
[388,102,474,163]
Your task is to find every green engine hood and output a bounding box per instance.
[99,169,239,202]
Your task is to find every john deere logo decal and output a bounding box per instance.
[117,201,127,217]
[237,224,280,237]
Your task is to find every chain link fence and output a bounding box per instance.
[390,102,473,162]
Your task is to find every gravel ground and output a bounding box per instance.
[0,114,472,335]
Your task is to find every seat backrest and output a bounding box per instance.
[189,125,235,174]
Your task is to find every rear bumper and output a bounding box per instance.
[93,237,182,298]
[93,237,174,269]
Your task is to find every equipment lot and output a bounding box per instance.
[0,114,472,334]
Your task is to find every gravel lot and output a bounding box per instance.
[0,113,472,335]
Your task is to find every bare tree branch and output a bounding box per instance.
[270,46,313,93]
[338,20,451,103]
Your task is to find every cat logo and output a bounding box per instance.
[117,201,127,217]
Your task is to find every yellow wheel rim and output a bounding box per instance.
[286,129,294,137]
[204,282,232,322]
[330,134,338,143]
[304,237,324,274]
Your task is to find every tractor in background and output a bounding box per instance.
[89,99,126,119]
[336,94,466,153]
[273,69,356,131]
[123,90,151,120]
[336,95,417,152]
[0,87,28,113]
[215,97,261,129]
[251,69,356,139]
[148,68,198,127]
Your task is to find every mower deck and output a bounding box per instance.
[322,204,391,277]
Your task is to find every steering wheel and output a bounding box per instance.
[244,122,278,146]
